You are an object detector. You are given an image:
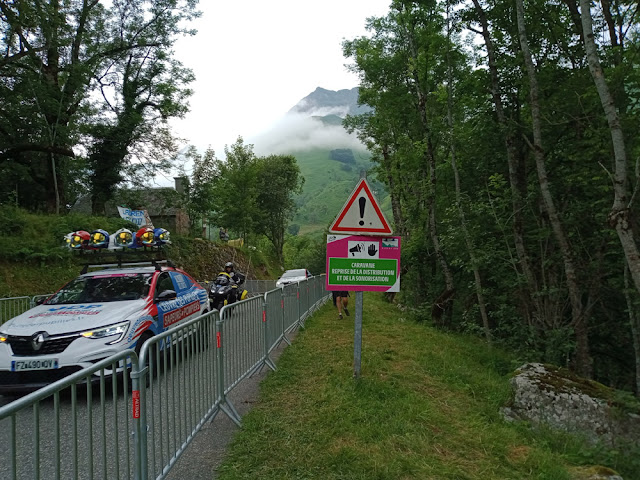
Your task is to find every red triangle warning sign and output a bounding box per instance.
[329,179,392,235]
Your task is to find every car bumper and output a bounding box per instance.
[0,339,128,394]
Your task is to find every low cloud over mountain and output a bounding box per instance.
[288,87,371,117]
[252,87,371,156]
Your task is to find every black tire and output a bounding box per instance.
[135,331,153,358]
[137,332,158,384]
[123,332,154,390]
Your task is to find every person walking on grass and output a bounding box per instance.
[332,291,350,319]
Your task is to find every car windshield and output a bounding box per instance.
[282,269,306,278]
[45,273,153,305]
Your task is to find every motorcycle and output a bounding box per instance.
[208,272,248,311]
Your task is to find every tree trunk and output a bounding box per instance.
[381,144,406,238]
[45,152,63,214]
[90,136,127,216]
[516,0,590,376]
[579,0,640,299]
[447,0,490,342]
[472,0,544,326]
[400,4,455,324]
[425,114,455,326]
[624,264,640,397]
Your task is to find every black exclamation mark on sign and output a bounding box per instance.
[359,197,366,226]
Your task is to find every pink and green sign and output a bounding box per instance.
[326,235,401,292]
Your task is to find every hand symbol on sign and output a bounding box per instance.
[368,244,378,256]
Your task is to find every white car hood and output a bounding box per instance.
[1,300,147,336]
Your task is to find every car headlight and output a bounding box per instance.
[81,321,129,344]
[0,330,7,343]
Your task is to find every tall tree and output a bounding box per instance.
[210,137,259,243]
[578,0,640,298]
[0,0,105,211]
[445,0,491,342]
[470,0,545,328]
[255,155,304,264]
[186,146,217,234]
[88,0,197,214]
[344,0,457,325]
[0,0,199,213]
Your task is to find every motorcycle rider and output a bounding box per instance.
[220,262,245,302]
[222,262,244,283]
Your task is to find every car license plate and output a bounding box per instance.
[11,359,59,371]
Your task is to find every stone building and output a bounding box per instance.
[70,177,190,234]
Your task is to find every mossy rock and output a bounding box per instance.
[537,364,640,416]
[503,363,640,449]
[570,465,623,480]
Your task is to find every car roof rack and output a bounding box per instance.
[80,259,176,275]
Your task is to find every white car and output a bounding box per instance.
[0,262,209,393]
[275,269,312,288]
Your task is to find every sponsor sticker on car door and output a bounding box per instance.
[156,272,204,329]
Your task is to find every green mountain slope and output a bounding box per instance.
[255,87,388,237]
[289,148,390,236]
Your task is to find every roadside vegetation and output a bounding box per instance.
[217,293,638,480]
[340,1,640,399]
[2,0,640,463]
[0,206,277,297]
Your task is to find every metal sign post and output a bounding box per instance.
[354,291,363,378]
[326,177,400,379]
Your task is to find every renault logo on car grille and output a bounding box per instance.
[31,332,48,351]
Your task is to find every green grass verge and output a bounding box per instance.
[217,293,634,480]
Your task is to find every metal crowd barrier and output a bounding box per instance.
[0,351,141,480]
[218,296,265,424]
[136,311,220,480]
[0,275,330,480]
[0,295,53,325]
[0,297,31,325]
[243,279,276,295]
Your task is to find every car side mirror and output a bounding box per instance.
[155,289,177,302]
[35,296,47,305]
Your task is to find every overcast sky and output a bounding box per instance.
[168,0,391,165]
